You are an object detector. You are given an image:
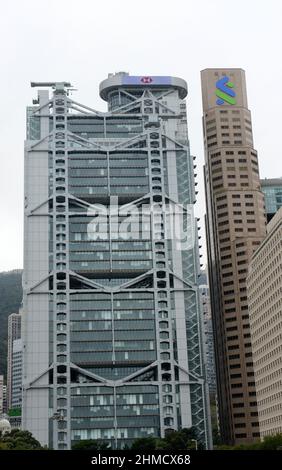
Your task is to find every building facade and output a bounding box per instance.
[7,312,21,410]
[0,375,4,415]
[261,178,282,222]
[11,339,22,409]
[247,208,282,438]
[2,385,7,415]
[9,338,22,428]
[201,68,266,445]
[23,74,211,449]
[198,271,216,395]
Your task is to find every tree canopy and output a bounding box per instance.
[72,439,110,450]
[0,429,44,450]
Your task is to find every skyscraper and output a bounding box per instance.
[7,312,21,410]
[23,74,211,449]
[9,338,22,428]
[247,208,282,438]
[0,375,4,415]
[260,178,282,222]
[201,69,266,445]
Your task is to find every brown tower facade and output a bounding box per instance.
[201,69,266,445]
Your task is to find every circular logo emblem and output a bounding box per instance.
[141,76,153,84]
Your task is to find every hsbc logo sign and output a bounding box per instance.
[140,76,153,84]
[122,76,171,86]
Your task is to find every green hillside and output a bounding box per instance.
[0,270,23,377]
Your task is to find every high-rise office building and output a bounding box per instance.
[9,338,22,428]
[201,68,266,445]
[0,375,4,415]
[7,312,21,410]
[247,208,282,438]
[260,178,282,222]
[2,385,7,415]
[198,271,216,395]
[11,339,22,410]
[23,74,211,449]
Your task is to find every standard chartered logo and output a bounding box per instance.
[216,76,236,105]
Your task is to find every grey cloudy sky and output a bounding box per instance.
[0,0,281,271]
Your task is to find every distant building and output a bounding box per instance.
[0,375,4,414]
[11,339,22,409]
[198,272,216,395]
[247,207,282,438]
[2,385,7,414]
[261,178,282,222]
[9,338,22,428]
[7,313,21,410]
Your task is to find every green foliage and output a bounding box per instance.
[0,429,44,450]
[130,436,157,451]
[157,428,202,450]
[216,433,282,450]
[259,433,282,450]
[130,428,202,451]
[72,440,110,450]
[0,270,23,376]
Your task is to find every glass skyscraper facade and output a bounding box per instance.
[22,74,211,449]
[261,178,282,222]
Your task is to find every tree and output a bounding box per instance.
[0,429,44,450]
[259,434,282,450]
[130,428,203,451]
[72,440,110,450]
[157,428,203,450]
[130,437,157,451]
[215,433,282,450]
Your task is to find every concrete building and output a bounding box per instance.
[7,313,21,410]
[2,385,7,415]
[201,68,266,445]
[11,339,22,409]
[23,75,211,450]
[0,375,4,415]
[8,338,23,428]
[247,207,282,438]
[261,178,282,222]
[198,271,216,395]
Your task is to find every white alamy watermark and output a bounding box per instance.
[86,197,197,251]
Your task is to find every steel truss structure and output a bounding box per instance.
[23,77,212,449]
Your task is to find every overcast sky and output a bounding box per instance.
[0,0,281,271]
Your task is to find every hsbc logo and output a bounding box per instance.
[122,76,171,86]
[140,76,153,84]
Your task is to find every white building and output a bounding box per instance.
[23,75,211,449]
[7,312,21,410]
[247,207,282,438]
[0,375,4,415]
